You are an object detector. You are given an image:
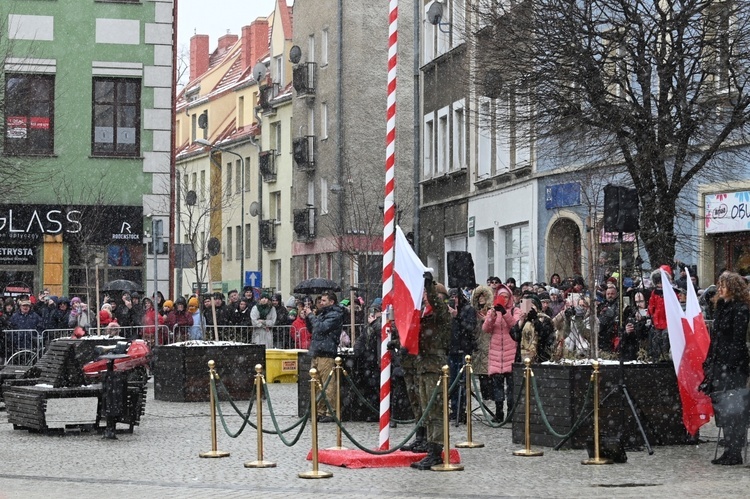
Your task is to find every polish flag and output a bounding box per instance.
[391,226,429,355]
[661,268,714,435]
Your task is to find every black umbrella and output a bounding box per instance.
[293,277,341,294]
[101,279,142,293]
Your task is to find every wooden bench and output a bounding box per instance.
[3,338,148,434]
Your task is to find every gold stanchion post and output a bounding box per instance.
[199,360,230,458]
[513,358,544,457]
[326,357,347,450]
[245,364,276,468]
[582,361,613,465]
[299,368,333,479]
[456,355,483,448]
[431,365,464,471]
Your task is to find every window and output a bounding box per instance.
[273,55,283,84]
[244,156,251,191]
[321,29,329,66]
[226,161,233,196]
[272,122,282,152]
[478,99,491,178]
[453,101,465,169]
[245,223,252,258]
[4,74,55,155]
[191,113,197,142]
[308,34,316,63]
[483,229,495,279]
[200,170,205,201]
[235,160,242,194]
[452,0,465,47]
[437,107,448,174]
[271,191,282,220]
[236,225,242,260]
[191,172,197,193]
[271,259,282,292]
[308,106,315,137]
[320,178,328,214]
[321,102,328,139]
[92,77,140,156]
[423,2,436,63]
[423,115,434,177]
[505,224,530,283]
[226,227,233,260]
[238,96,245,127]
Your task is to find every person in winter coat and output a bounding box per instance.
[470,285,494,413]
[306,291,345,421]
[482,283,521,421]
[511,293,554,363]
[648,265,673,361]
[353,301,383,420]
[187,296,204,340]
[619,290,651,361]
[68,297,93,333]
[701,271,750,465]
[271,293,290,347]
[9,298,42,352]
[448,288,477,422]
[165,297,194,343]
[141,297,163,346]
[251,292,277,347]
[52,296,71,331]
[290,305,311,349]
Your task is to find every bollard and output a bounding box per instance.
[432,365,464,471]
[199,360,230,458]
[299,368,333,479]
[582,361,613,465]
[456,355,484,449]
[245,364,276,468]
[326,357,348,450]
[513,358,544,457]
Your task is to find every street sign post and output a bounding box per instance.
[245,271,262,288]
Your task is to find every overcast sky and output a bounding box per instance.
[177,0,278,52]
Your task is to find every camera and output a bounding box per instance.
[449,298,456,309]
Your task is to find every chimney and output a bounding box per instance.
[242,19,269,72]
[217,33,239,51]
[190,34,210,81]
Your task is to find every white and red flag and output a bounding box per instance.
[391,225,429,356]
[661,268,714,435]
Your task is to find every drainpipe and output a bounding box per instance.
[169,0,180,298]
[337,0,346,287]
[412,0,421,254]
[250,106,263,288]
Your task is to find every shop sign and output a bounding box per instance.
[705,191,750,234]
[0,204,142,244]
[0,246,36,265]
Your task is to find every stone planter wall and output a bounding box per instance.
[153,344,265,402]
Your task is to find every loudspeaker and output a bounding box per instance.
[447,251,476,289]
[603,184,621,233]
[617,187,639,233]
[603,184,640,233]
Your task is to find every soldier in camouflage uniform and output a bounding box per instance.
[411,272,452,470]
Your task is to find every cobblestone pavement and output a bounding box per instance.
[0,380,749,498]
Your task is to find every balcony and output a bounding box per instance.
[293,135,316,171]
[260,219,277,249]
[259,83,280,114]
[259,150,277,182]
[293,206,316,242]
[293,62,317,96]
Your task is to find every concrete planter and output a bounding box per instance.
[153,343,265,402]
[511,362,688,449]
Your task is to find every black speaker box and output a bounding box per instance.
[447,251,476,289]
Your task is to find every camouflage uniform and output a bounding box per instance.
[416,279,451,445]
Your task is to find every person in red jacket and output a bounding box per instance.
[165,297,194,343]
[648,265,673,361]
[290,305,311,349]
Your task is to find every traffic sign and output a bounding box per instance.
[245,271,262,288]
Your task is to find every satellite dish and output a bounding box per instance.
[249,201,260,217]
[289,45,302,64]
[207,237,221,257]
[427,2,444,25]
[186,190,197,206]
[252,63,267,84]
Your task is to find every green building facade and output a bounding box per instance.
[0,0,174,300]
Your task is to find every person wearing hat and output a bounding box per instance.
[251,291,277,348]
[447,287,477,423]
[410,272,452,470]
[10,297,43,353]
[204,292,230,328]
[647,266,673,361]
[187,296,205,340]
[165,297,194,343]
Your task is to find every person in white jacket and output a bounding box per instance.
[251,292,277,348]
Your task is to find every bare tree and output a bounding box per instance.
[469,0,750,267]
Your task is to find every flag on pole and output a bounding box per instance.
[392,225,429,355]
[661,268,714,435]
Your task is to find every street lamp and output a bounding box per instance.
[195,139,246,289]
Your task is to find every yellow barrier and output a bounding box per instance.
[265,349,305,383]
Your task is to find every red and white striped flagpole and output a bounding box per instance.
[379,0,398,451]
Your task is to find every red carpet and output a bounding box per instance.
[306,448,461,469]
